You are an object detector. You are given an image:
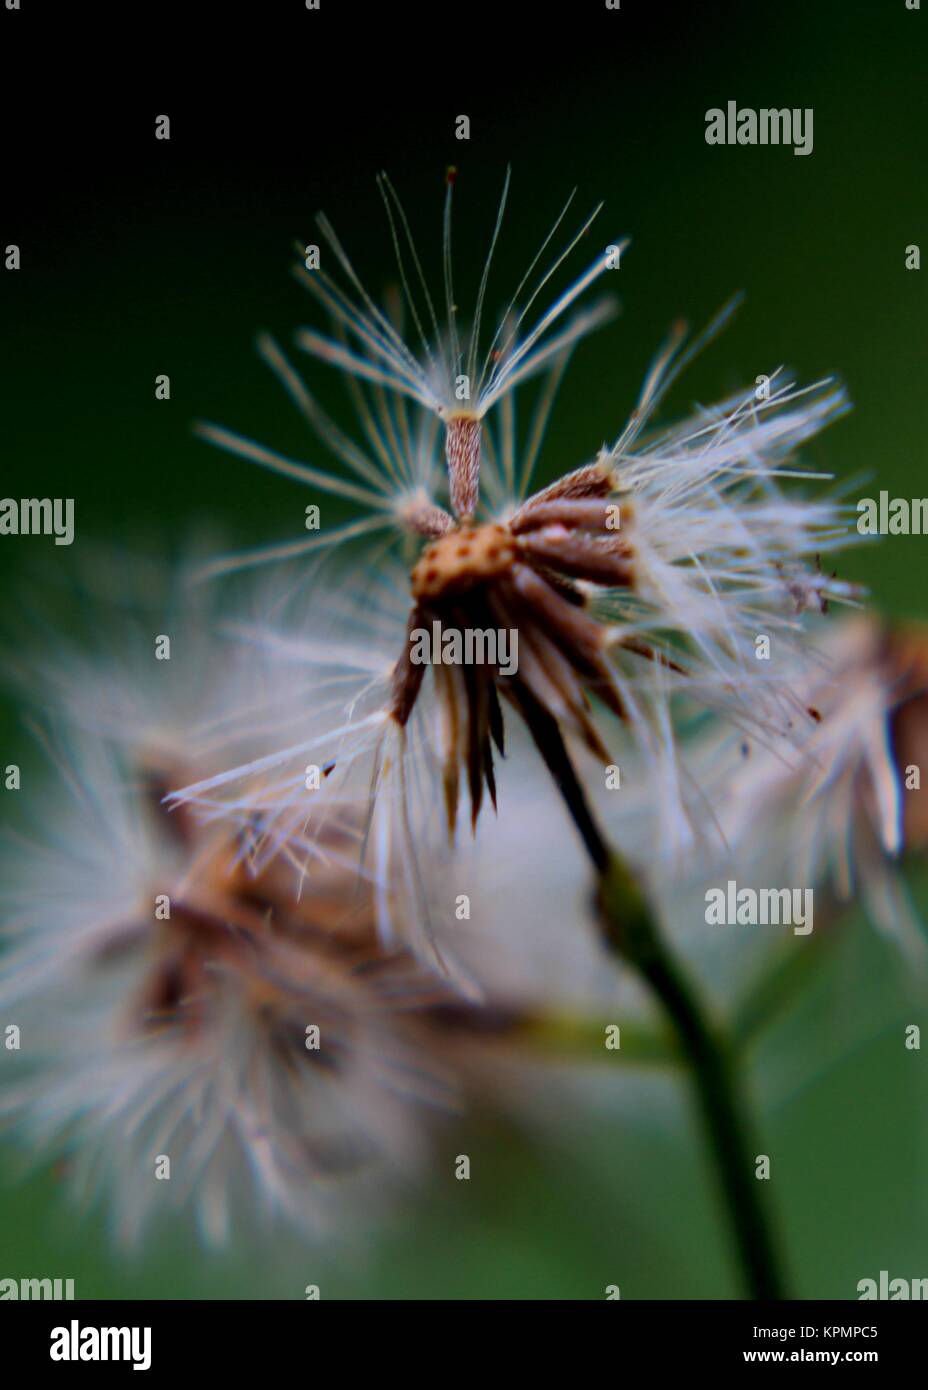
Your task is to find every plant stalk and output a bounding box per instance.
[599,854,787,1300]
[522,705,787,1299]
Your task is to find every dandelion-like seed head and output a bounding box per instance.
[0,594,476,1247]
[181,169,862,945]
[701,615,928,956]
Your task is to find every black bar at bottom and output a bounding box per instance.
[1,1299,922,1374]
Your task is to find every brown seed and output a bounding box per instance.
[410,522,519,600]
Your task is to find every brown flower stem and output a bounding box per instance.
[508,679,611,872]
[524,711,787,1299]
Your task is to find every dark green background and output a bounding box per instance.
[1,0,926,1297]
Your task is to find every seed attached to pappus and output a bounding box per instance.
[394,498,640,848]
[411,524,518,601]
